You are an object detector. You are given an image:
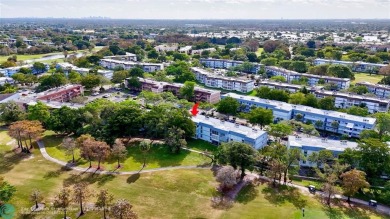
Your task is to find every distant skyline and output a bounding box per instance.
[1,0,390,19]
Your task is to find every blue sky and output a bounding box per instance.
[0,0,389,19]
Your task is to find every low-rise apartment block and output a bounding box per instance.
[192,115,268,149]
[258,80,305,93]
[313,58,387,73]
[287,136,358,167]
[36,84,84,102]
[2,64,49,77]
[314,89,390,113]
[200,58,263,74]
[265,66,350,90]
[223,93,376,138]
[100,59,164,73]
[56,63,114,79]
[191,67,254,93]
[125,78,221,103]
[355,82,390,98]
[103,53,137,62]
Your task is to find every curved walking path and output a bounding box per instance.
[37,141,211,175]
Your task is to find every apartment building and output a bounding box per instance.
[100,59,164,73]
[223,93,376,138]
[0,77,14,85]
[314,89,390,113]
[313,58,387,73]
[287,136,358,167]
[56,63,114,79]
[265,66,350,90]
[191,48,216,55]
[3,64,49,77]
[36,85,84,102]
[191,67,254,93]
[103,53,137,62]
[125,78,221,104]
[154,44,179,52]
[258,80,305,93]
[355,82,390,98]
[200,58,263,74]
[192,115,268,149]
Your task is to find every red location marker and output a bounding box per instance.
[191,102,199,116]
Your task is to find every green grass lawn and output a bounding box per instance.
[352,73,383,85]
[1,131,389,219]
[42,134,212,172]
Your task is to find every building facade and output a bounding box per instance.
[36,85,84,102]
[100,59,164,73]
[223,93,376,138]
[258,80,305,93]
[287,135,358,167]
[355,82,390,99]
[192,115,268,149]
[313,58,387,73]
[192,67,255,93]
[125,78,221,104]
[200,58,263,74]
[265,66,351,90]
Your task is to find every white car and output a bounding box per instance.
[92,92,100,96]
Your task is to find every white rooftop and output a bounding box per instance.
[288,135,358,152]
[192,114,266,139]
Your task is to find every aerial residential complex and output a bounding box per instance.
[200,58,263,74]
[223,93,376,138]
[287,136,358,167]
[356,82,390,99]
[192,114,268,149]
[313,89,390,113]
[265,66,351,90]
[125,78,221,104]
[100,59,164,72]
[191,67,255,93]
[313,58,387,73]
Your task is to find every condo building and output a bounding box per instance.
[200,58,263,74]
[313,58,387,73]
[355,82,390,99]
[100,59,164,73]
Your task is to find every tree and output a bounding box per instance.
[327,65,354,79]
[91,140,111,170]
[78,135,96,168]
[46,106,84,135]
[263,40,284,53]
[0,101,26,125]
[318,97,335,110]
[216,166,239,192]
[289,61,308,73]
[357,138,390,179]
[245,108,273,129]
[340,169,369,203]
[129,67,144,78]
[217,97,239,116]
[303,94,318,108]
[373,112,390,139]
[314,120,324,129]
[37,74,67,92]
[308,150,334,168]
[179,81,195,101]
[53,187,72,219]
[316,163,348,205]
[112,70,129,83]
[27,101,50,124]
[111,139,128,168]
[379,65,390,78]
[267,123,292,142]
[139,91,162,105]
[331,120,339,132]
[261,57,278,66]
[349,85,369,95]
[32,62,46,73]
[0,177,16,205]
[165,126,186,154]
[346,106,369,117]
[126,77,141,90]
[111,199,138,219]
[73,182,91,216]
[282,148,303,183]
[270,75,287,82]
[30,189,43,210]
[139,140,151,168]
[95,189,114,219]
[68,71,82,84]
[81,74,101,90]
[307,40,316,48]
[217,142,257,179]
[61,137,77,163]
[289,92,306,105]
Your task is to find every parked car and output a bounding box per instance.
[92,92,99,96]
[103,94,110,98]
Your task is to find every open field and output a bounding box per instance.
[352,73,383,85]
[42,134,213,171]
[1,130,389,219]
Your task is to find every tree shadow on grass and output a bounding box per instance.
[262,184,307,209]
[126,173,140,184]
[63,172,116,187]
[43,166,72,179]
[235,184,259,204]
[0,150,31,174]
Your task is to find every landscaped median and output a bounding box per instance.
[41,133,214,172]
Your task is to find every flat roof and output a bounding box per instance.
[223,92,376,124]
[192,114,266,139]
[315,89,390,103]
[315,58,387,67]
[266,66,350,82]
[191,67,253,83]
[100,59,164,67]
[288,135,358,152]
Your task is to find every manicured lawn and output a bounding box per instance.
[42,134,212,171]
[187,139,218,152]
[1,131,389,219]
[0,52,62,62]
[256,48,264,57]
[352,73,383,85]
